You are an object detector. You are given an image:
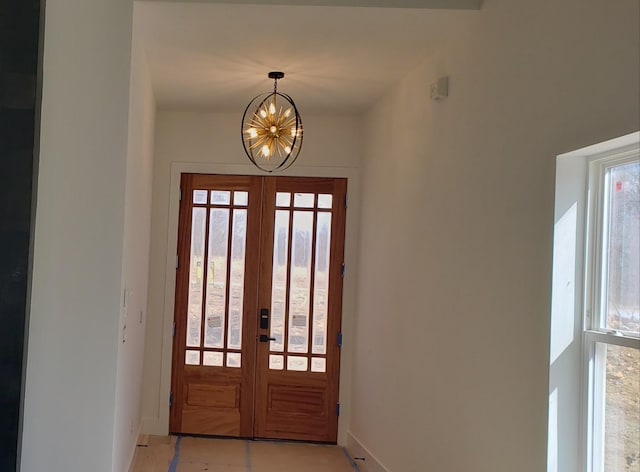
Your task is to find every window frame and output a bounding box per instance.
[582,148,640,472]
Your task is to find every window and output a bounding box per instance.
[584,152,639,472]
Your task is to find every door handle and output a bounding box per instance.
[259,334,276,343]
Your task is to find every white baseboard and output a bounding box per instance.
[346,431,392,472]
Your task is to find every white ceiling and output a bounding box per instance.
[134,1,479,113]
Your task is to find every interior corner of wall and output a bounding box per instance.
[346,431,392,472]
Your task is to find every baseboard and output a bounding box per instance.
[346,431,392,472]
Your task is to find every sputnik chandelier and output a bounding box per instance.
[241,72,303,172]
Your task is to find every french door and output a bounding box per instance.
[170,174,347,443]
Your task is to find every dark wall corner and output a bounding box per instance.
[0,0,43,469]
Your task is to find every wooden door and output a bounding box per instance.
[170,174,346,443]
[170,174,262,437]
[254,177,346,442]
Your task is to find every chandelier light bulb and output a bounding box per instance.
[284,108,292,118]
[269,103,276,115]
[259,109,267,118]
[261,145,271,158]
[246,127,258,138]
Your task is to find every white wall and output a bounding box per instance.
[112,32,156,472]
[141,110,362,444]
[21,0,134,471]
[348,0,640,471]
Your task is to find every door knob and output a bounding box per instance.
[259,334,276,343]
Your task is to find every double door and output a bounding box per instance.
[170,174,347,442]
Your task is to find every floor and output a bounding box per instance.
[131,435,362,472]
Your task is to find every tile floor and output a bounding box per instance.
[130,435,361,472]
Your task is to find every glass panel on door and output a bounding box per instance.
[186,208,206,348]
[268,191,332,372]
[185,189,249,366]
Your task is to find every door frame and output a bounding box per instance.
[149,162,360,445]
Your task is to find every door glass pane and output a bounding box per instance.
[269,355,284,370]
[234,191,248,206]
[203,351,223,366]
[270,210,290,352]
[294,193,314,208]
[226,352,241,368]
[317,194,333,209]
[227,209,247,350]
[288,211,313,354]
[311,358,326,373]
[276,192,291,207]
[210,190,231,205]
[603,344,640,471]
[185,350,200,365]
[287,356,308,372]
[604,161,639,335]
[193,190,208,204]
[204,209,229,348]
[187,208,206,347]
[312,212,331,355]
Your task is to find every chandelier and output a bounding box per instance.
[241,72,303,172]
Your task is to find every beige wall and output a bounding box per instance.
[112,32,156,472]
[22,0,135,471]
[141,110,362,444]
[22,5,156,471]
[348,0,640,471]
